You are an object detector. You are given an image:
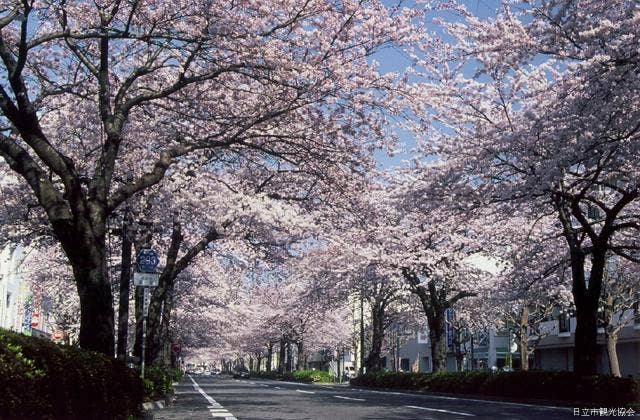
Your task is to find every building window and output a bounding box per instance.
[400,358,410,372]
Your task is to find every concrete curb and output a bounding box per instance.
[142,400,165,411]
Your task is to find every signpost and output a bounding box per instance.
[135,248,160,379]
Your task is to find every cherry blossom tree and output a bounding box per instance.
[0,0,430,355]
[414,0,640,374]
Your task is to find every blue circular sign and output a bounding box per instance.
[136,248,159,273]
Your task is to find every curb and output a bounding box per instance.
[142,400,165,411]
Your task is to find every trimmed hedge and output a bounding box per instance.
[350,370,640,406]
[0,328,143,419]
[251,369,333,383]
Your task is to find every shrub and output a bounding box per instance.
[251,369,333,383]
[144,365,184,401]
[0,328,143,419]
[293,369,333,383]
[350,370,640,406]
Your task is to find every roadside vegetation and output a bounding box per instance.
[0,328,142,419]
[252,369,333,384]
[350,371,640,407]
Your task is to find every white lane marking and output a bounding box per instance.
[188,375,238,419]
[296,389,316,394]
[333,395,365,401]
[274,386,282,389]
[362,389,566,411]
[406,405,475,417]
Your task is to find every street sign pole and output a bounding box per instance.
[135,248,160,380]
[141,287,150,379]
[141,311,147,378]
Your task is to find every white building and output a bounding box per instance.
[0,244,55,338]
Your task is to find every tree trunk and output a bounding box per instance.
[429,313,447,372]
[278,337,286,373]
[71,245,115,356]
[286,341,292,372]
[573,296,600,374]
[606,332,621,377]
[366,304,385,372]
[519,305,530,371]
[571,249,604,375]
[296,341,304,371]
[266,342,274,372]
[603,292,621,377]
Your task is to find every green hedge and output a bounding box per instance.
[0,328,143,419]
[252,369,333,383]
[144,365,184,401]
[350,370,640,406]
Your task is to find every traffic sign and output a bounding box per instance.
[133,272,160,287]
[136,248,160,273]
[53,330,64,340]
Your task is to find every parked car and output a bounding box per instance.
[232,366,250,378]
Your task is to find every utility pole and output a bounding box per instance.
[116,203,133,361]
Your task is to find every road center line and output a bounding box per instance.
[296,389,316,394]
[406,405,475,417]
[333,395,365,401]
[188,375,238,420]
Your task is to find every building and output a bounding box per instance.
[0,244,55,339]
[533,310,640,376]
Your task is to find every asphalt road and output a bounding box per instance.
[151,374,577,420]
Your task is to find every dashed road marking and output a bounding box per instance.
[296,389,315,394]
[406,405,475,417]
[188,375,237,420]
[333,395,365,401]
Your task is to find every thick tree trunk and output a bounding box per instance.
[429,313,447,372]
[75,271,115,356]
[519,305,530,371]
[366,304,385,372]
[572,250,603,375]
[573,297,600,374]
[558,201,604,375]
[70,240,115,356]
